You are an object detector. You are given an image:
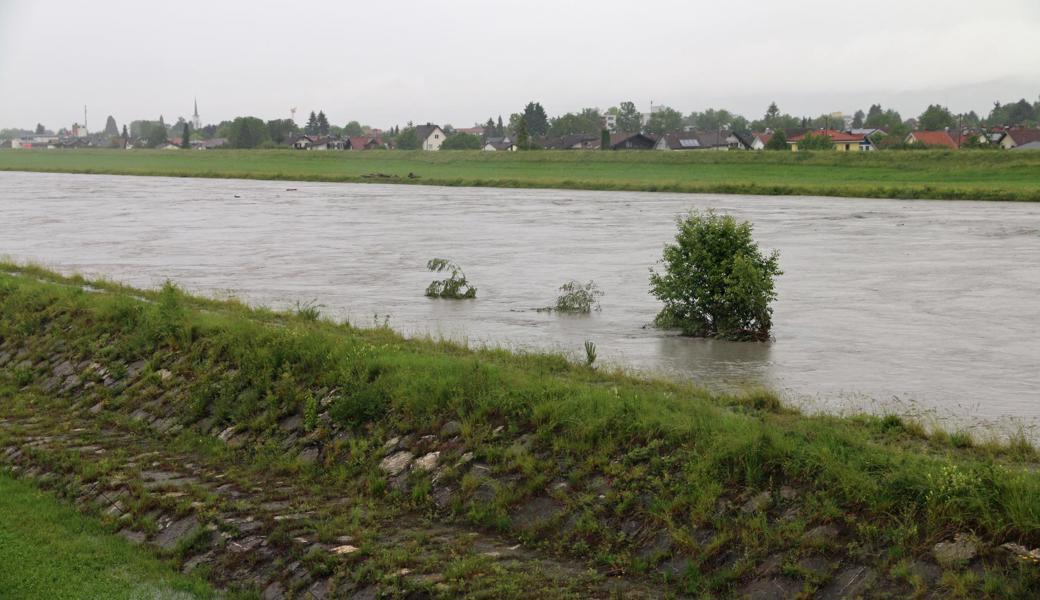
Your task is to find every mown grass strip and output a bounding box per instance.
[0,472,215,600]
[2,148,1039,201]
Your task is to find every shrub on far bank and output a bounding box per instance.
[650,210,781,341]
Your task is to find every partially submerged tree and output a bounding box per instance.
[425,259,476,299]
[650,211,781,341]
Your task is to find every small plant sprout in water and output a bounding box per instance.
[584,340,598,367]
[554,280,603,313]
[425,258,477,299]
[294,300,322,321]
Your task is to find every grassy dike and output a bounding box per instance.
[1,264,1040,598]
[2,148,1040,202]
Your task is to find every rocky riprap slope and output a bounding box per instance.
[1,272,1039,599]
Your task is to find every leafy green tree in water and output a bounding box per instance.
[797,132,834,150]
[440,132,482,149]
[646,106,683,135]
[395,127,419,150]
[104,116,119,137]
[425,259,476,299]
[650,210,781,341]
[181,123,191,148]
[918,104,955,130]
[522,102,549,136]
[343,121,363,137]
[316,111,330,135]
[764,130,788,150]
[227,117,271,148]
[616,101,642,132]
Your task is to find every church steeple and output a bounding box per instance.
[191,98,201,130]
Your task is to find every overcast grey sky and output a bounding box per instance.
[2,0,1039,131]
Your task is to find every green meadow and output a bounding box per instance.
[2,148,1039,201]
[0,473,214,600]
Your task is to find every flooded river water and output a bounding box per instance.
[2,171,1039,435]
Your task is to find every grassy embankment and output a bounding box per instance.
[2,148,1040,201]
[0,473,214,599]
[2,263,1040,597]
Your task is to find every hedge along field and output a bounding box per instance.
[2,148,1040,201]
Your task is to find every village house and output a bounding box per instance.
[346,136,387,150]
[540,133,600,150]
[482,137,517,151]
[654,130,749,151]
[415,124,446,150]
[997,128,1040,150]
[788,129,875,152]
[905,131,958,149]
[608,132,656,150]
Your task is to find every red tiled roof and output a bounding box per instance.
[908,131,957,149]
[788,129,865,143]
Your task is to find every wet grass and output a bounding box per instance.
[2,148,1040,201]
[0,473,215,600]
[2,263,1040,596]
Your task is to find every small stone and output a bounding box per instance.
[779,486,798,500]
[933,537,978,567]
[380,451,413,476]
[440,420,462,438]
[741,491,773,514]
[740,577,802,600]
[157,369,173,382]
[382,437,400,453]
[298,447,319,464]
[118,528,146,544]
[154,515,200,550]
[456,452,474,467]
[330,544,359,555]
[817,566,876,599]
[805,524,839,545]
[262,582,285,600]
[413,451,439,472]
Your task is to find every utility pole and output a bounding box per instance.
[84,105,88,133]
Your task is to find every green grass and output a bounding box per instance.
[0,472,214,600]
[2,147,1040,201]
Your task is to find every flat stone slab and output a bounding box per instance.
[740,577,802,599]
[154,515,200,550]
[380,451,413,476]
[817,565,876,599]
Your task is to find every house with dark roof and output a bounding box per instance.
[415,124,446,150]
[608,132,656,150]
[482,137,517,151]
[788,129,875,152]
[654,130,748,151]
[998,128,1040,149]
[540,133,600,150]
[905,131,958,149]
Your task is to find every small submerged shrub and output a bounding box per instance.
[425,258,477,299]
[552,280,603,313]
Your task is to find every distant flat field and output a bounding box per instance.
[2,148,1039,201]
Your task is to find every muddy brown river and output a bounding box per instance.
[2,171,1038,436]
